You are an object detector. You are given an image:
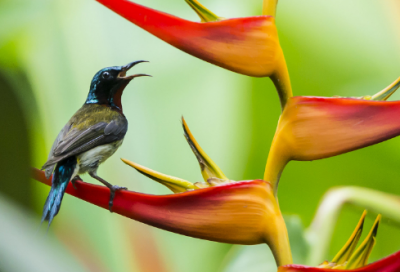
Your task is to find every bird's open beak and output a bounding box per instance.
[118,60,151,80]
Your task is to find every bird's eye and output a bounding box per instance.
[102,72,110,79]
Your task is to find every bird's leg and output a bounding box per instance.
[71,175,82,190]
[89,171,127,212]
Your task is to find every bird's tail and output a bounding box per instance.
[41,156,77,228]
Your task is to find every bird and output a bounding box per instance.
[41,60,149,227]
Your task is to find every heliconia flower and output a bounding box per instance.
[264,76,400,193]
[32,117,293,266]
[279,211,392,272]
[96,0,292,109]
[121,117,292,266]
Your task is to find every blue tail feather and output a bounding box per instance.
[41,156,77,227]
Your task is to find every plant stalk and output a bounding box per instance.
[305,186,400,265]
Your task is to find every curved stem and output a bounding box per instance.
[269,213,293,266]
[371,76,400,101]
[305,186,400,265]
[263,114,291,196]
[270,47,293,111]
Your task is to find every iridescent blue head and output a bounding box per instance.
[86,60,150,112]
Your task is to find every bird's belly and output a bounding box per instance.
[77,140,123,174]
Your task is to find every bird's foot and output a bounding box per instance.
[71,176,82,190]
[108,185,128,212]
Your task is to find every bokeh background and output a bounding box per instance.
[0,0,399,271]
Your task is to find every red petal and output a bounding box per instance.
[279,250,400,272]
[96,0,279,77]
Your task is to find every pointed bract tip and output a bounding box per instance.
[345,214,381,269]
[184,0,221,22]
[181,118,228,181]
[331,210,367,265]
[121,158,195,193]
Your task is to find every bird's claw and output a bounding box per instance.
[71,176,82,190]
[108,185,128,212]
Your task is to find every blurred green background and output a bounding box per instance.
[0,0,399,271]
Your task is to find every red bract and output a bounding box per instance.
[95,0,281,77]
[265,96,400,191]
[96,0,293,108]
[282,97,400,160]
[32,167,292,265]
[279,250,400,272]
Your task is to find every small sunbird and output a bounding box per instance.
[41,60,150,227]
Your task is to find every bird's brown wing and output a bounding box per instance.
[41,119,127,175]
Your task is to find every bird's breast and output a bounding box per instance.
[77,140,123,174]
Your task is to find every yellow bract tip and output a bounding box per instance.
[345,214,381,269]
[121,158,195,193]
[332,210,367,265]
[182,117,228,181]
[185,0,221,22]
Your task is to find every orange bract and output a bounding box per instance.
[97,0,279,77]
[32,167,292,266]
[265,96,400,193]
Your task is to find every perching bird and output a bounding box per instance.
[41,60,149,227]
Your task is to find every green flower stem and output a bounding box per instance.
[370,76,400,101]
[305,186,400,265]
[263,0,278,17]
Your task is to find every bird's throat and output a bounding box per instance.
[111,81,129,113]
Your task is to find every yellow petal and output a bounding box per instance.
[121,158,195,193]
[331,210,367,265]
[182,117,229,181]
[185,0,221,22]
[345,215,381,269]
